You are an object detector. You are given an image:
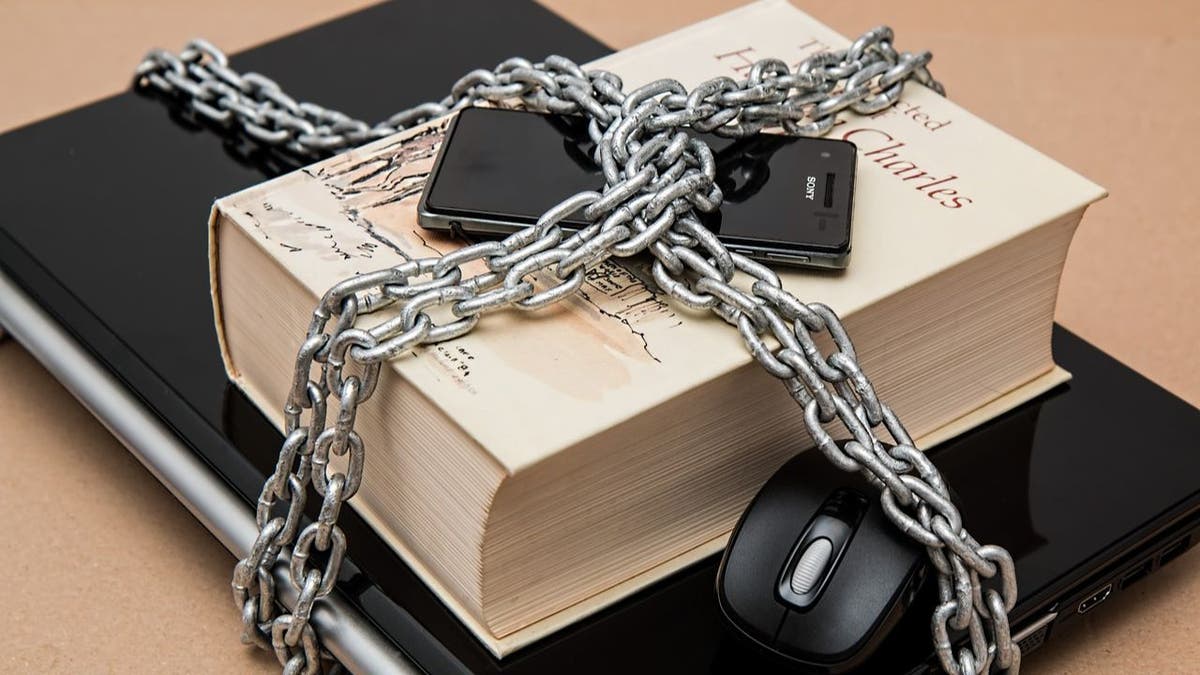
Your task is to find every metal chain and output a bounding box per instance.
[135,29,1016,675]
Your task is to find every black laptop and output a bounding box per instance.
[1,2,1197,672]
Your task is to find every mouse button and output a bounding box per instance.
[717,454,831,643]
[853,496,927,584]
[717,521,788,644]
[775,503,928,665]
[717,562,787,645]
[774,589,875,668]
[717,494,803,643]
[726,453,833,577]
[788,537,833,595]
[774,515,852,610]
[775,540,901,669]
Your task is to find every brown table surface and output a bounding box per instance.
[2,1,1197,672]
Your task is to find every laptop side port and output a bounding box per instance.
[1159,536,1191,567]
[1012,611,1057,656]
[1077,583,1112,614]
[1120,559,1154,590]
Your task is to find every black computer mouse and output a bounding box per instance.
[717,446,929,673]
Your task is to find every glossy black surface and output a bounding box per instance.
[718,451,926,672]
[423,107,855,252]
[2,2,1199,673]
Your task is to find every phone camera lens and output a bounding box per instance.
[820,151,831,159]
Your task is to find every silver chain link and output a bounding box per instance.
[135,29,1016,675]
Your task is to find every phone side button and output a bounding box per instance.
[763,252,811,265]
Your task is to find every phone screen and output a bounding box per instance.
[421,107,856,266]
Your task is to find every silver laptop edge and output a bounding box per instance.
[0,269,416,675]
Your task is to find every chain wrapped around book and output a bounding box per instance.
[135,28,1019,675]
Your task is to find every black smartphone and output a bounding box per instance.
[417,107,857,269]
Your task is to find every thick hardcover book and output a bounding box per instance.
[209,0,1105,654]
[5,2,1200,674]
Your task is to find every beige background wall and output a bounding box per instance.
[1,1,1196,672]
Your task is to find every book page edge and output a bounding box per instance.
[209,199,239,383]
[475,363,1071,656]
[920,365,1071,450]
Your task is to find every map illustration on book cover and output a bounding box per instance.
[239,114,682,380]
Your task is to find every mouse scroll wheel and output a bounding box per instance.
[789,537,834,595]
